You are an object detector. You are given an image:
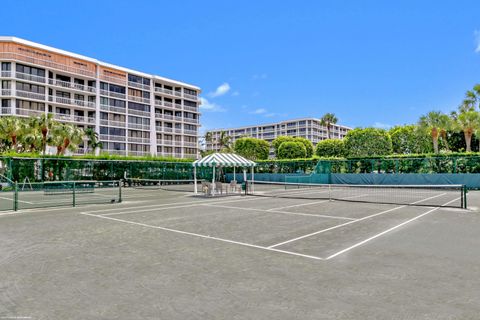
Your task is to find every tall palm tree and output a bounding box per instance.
[218,131,232,152]
[84,127,102,154]
[418,111,444,154]
[31,113,58,154]
[20,117,43,153]
[320,113,338,139]
[438,114,452,152]
[456,111,480,152]
[52,123,85,155]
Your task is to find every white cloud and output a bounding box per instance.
[199,97,226,112]
[373,122,391,129]
[208,83,231,97]
[249,108,267,114]
[252,73,267,80]
[475,30,480,53]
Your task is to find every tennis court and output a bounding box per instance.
[1,182,480,319]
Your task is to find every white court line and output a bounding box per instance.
[0,196,33,204]
[202,203,357,221]
[78,212,324,261]
[267,193,448,249]
[325,197,461,260]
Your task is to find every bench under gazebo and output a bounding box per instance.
[192,153,256,196]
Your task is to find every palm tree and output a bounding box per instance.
[52,123,85,155]
[418,111,444,154]
[20,117,43,153]
[218,131,232,152]
[456,111,480,152]
[35,113,58,154]
[0,116,22,151]
[84,127,102,154]
[438,114,452,152]
[320,113,338,139]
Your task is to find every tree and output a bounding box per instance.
[315,139,345,157]
[294,137,314,158]
[20,117,43,153]
[344,128,392,157]
[272,136,294,157]
[389,125,432,154]
[438,114,452,152]
[320,113,338,139]
[418,111,444,154]
[0,116,22,151]
[52,123,85,155]
[84,127,102,154]
[233,137,270,160]
[218,131,232,152]
[35,113,58,154]
[456,111,480,152]
[277,141,307,159]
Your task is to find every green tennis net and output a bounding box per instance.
[245,181,467,209]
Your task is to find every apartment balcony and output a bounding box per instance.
[128,81,150,91]
[128,109,150,117]
[183,105,197,112]
[128,95,150,105]
[100,89,126,100]
[100,119,126,128]
[48,96,96,109]
[100,134,126,142]
[104,149,126,155]
[16,108,44,117]
[174,103,183,110]
[48,78,96,94]
[174,91,182,97]
[0,71,12,78]
[16,89,46,101]
[54,113,95,124]
[1,107,12,114]
[162,127,174,133]
[100,104,127,114]
[183,93,198,101]
[160,152,173,158]
[184,142,197,147]
[174,128,183,134]
[162,140,174,146]
[15,72,45,84]
[183,154,197,159]
[128,137,150,144]
[183,129,197,136]
[0,89,12,96]
[184,118,199,124]
[128,123,150,131]
[163,101,173,108]
[154,87,174,96]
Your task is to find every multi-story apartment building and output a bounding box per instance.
[206,117,351,155]
[0,37,200,158]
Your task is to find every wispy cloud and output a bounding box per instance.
[252,73,267,80]
[199,97,226,112]
[249,108,267,114]
[208,83,231,97]
[373,122,391,129]
[475,30,480,53]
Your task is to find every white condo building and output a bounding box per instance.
[0,37,201,158]
[206,117,351,155]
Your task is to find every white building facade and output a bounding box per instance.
[206,117,351,155]
[0,37,200,158]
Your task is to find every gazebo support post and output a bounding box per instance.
[193,166,197,194]
[233,166,236,182]
[212,166,216,195]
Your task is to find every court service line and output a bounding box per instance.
[266,194,370,211]
[267,193,448,249]
[202,203,357,221]
[325,197,461,260]
[78,212,324,261]
[0,196,33,204]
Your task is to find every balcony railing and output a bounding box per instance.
[100,104,127,114]
[174,103,183,110]
[174,91,182,97]
[54,113,96,124]
[128,150,151,156]
[104,149,127,155]
[16,108,44,117]
[0,71,12,78]
[48,78,96,94]
[1,107,12,114]
[128,137,150,144]
[100,119,126,128]
[15,72,45,83]
[100,89,126,100]
[184,118,199,124]
[100,134,126,142]
[128,81,150,91]
[0,89,12,96]
[183,105,197,112]
[184,142,197,147]
[128,95,150,105]
[183,129,197,135]
[128,123,150,131]
[184,93,198,101]
[48,96,95,109]
[16,89,46,101]
[128,109,150,117]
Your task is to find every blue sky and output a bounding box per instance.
[2,0,480,133]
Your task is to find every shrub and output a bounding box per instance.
[344,128,392,157]
[233,137,270,160]
[277,141,307,159]
[315,139,345,157]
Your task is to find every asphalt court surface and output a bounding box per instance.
[1,187,480,319]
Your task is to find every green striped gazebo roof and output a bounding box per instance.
[192,153,256,167]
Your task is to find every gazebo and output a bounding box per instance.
[192,153,256,195]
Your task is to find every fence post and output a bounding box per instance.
[72,182,76,207]
[463,185,467,209]
[118,180,122,203]
[13,182,18,211]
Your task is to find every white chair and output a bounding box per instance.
[215,182,223,195]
